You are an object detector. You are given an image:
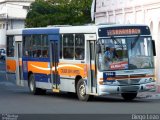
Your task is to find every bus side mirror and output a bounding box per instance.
[152,40,156,56]
[96,44,101,53]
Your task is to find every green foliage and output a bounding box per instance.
[25,0,92,27]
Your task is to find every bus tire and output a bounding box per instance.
[76,79,93,101]
[29,74,46,95]
[121,93,137,101]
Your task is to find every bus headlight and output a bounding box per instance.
[145,78,155,83]
[148,78,155,82]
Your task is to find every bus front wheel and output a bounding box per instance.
[29,74,46,95]
[76,79,93,101]
[121,93,137,101]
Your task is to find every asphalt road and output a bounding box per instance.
[0,61,160,114]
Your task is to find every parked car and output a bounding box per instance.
[0,49,6,60]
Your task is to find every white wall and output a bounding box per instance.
[0,29,6,48]
[7,3,28,19]
[0,0,34,49]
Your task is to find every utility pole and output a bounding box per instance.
[91,0,96,22]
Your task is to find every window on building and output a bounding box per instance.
[3,24,5,29]
[7,36,14,57]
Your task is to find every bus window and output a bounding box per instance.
[32,35,42,58]
[63,34,74,59]
[75,34,85,60]
[7,36,14,57]
[23,36,31,57]
[42,35,49,58]
[60,35,62,59]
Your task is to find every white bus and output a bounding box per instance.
[6,24,156,101]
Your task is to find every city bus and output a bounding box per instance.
[6,24,156,101]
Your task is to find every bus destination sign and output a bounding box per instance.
[98,26,150,37]
[107,28,141,36]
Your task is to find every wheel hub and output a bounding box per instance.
[30,79,34,91]
[79,83,86,97]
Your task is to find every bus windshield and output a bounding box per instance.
[97,36,154,71]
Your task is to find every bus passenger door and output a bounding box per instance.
[15,37,23,86]
[50,40,60,92]
[87,40,97,94]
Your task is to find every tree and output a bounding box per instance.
[25,0,92,27]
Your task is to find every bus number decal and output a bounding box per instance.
[103,72,116,81]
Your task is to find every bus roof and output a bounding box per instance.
[59,25,97,34]
[23,27,59,35]
[58,24,149,34]
[6,24,150,36]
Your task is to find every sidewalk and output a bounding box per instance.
[137,85,160,99]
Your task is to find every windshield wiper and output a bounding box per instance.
[111,36,123,48]
[131,35,140,48]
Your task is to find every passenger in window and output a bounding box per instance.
[102,44,118,69]
[75,49,84,60]
[43,50,48,58]
[63,48,68,58]
[33,52,37,58]
[37,50,42,58]
[63,48,74,59]
[25,51,29,56]
[68,49,74,58]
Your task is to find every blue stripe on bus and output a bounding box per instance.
[23,71,51,82]
[22,57,50,62]
[23,72,60,85]
[34,73,51,83]
[23,28,59,35]
[48,35,60,41]
[23,71,28,80]
[22,57,59,65]
[34,74,60,84]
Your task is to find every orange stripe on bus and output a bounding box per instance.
[28,61,51,74]
[58,63,88,78]
[27,61,96,78]
[6,59,16,73]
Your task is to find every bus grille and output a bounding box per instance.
[120,86,140,92]
[118,79,140,85]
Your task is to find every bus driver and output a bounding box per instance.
[102,44,118,70]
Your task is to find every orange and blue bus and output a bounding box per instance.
[6,24,156,101]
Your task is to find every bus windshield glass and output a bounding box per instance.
[97,36,154,71]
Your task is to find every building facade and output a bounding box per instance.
[0,0,34,48]
[95,0,160,85]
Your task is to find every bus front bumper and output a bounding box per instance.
[98,82,156,96]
